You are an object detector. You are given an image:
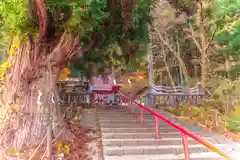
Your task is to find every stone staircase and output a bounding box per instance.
[97,106,233,160]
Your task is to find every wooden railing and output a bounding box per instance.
[57,81,94,108]
[59,91,93,107]
[141,84,206,107]
[145,93,205,107]
[118,93,231,160]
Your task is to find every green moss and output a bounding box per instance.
[227,104,240,132]
[228,116,240,132]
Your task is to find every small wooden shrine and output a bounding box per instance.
[90,75,122,104]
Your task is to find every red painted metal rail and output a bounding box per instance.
[118,93,231,160]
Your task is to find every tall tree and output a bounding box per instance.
[214,0,240,57]
[213,0,240,79]
[0,0,150,151]
[179,0,218,87]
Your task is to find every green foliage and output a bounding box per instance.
[228,116,240,132]
[0,0,30,42]
[66,0,150,78]
[217,64,240,80]
[165,104,227,131]
[46,0,108,32]
[212,78,240,97]
[214,0,240,55]
[200,99,226,114]
[201,78,240,115]
[68,63,83,77]
[227,104,240,132]
[0,0,111,46]
[0,0,151,79]
[216,23,240,55]
[213,0,240,18]
[69,42,148,78]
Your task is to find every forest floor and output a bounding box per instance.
[59,107,104,160]
[14,107,104,160]
[226,105,240,141]
[160,106,240,142]
[224,132,240,142]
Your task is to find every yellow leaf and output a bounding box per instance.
[59,68,70,80]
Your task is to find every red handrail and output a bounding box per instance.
[118,93,231,160]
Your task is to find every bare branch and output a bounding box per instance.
[79,33,96,53]
[204,25,218,52]
[189,24,203,53]
[72,32,97,59]
[150,23,190,84]
[34,0,48,40]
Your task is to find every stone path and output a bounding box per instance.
[97,105,239,160]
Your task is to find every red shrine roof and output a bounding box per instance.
[90,75,122,93]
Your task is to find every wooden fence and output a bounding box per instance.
[57,81,94,108]
[142,83,206,107]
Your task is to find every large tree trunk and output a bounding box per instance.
[0,33,80,152]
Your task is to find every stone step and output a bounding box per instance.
[99,121,171,126]
[101,127,175,133]
[98,107,157,110]
[97,109,155,112]
[99,120,156,124]
[97,107,233,160]
[99,120,192,127]
[98,111,169,115]
[97,105,128,108]
[104,152,224,160]
[100,123,172,128]
[97,106,130,108]
[98,108,141,111]
[104,144,229,156]
[98,112,151,115]
[102,138,214,147]
[97,108,151,112]
[101,132,211,139]
[98,114,154,118]
[98,119,173,125]
[98,117,155,121]
[97,109,133,111]
[97,113,169,118]
[98,108,139,111]
[97,110,153,114]
[98,111,152,114]
[98,109,132,111]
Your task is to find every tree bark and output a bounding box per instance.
[200,51,208,88]
[0,33,80,151]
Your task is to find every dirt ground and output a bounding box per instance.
[2,107,103,160]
